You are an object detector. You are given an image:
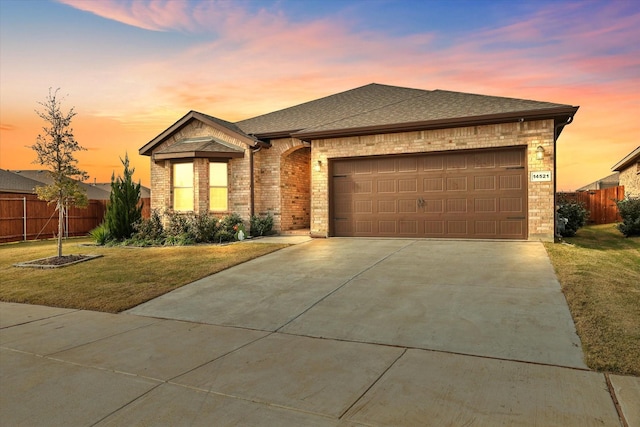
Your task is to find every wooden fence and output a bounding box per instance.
[0,193,150,243]
[558,186,624,225]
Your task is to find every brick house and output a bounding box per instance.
[612,146,640,197]
[139,83,578,241]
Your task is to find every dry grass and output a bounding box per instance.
[544,224,640,375]
[0,238,289,313]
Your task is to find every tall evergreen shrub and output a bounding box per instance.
[105,154,142,240]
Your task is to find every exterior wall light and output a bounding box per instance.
[536,146,545,160]
[314,160,322,172]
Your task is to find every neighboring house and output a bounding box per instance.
[6,171,151,200]
[9,170,112,200]
[576,172,620,192]
[0,169,46,194]
[90,182,151,199]
[612,146,640,197]
[140,83,579,241]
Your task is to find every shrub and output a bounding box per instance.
[557,198,589,237]
[126,211,245,246]
[215,213,244,243]
[616,196,640,237]
[105,154,142,240]
[129,210,165,246]
[89,222,111,245]
[165,211,192,239]
[250,213,274,236]
[189,213,219,243]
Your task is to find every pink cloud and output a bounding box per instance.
[52,0,639,190]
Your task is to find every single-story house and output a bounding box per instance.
[7,170,151,200]
[612,146,640,197]
[576,172,620,192]
[140,83,579,241]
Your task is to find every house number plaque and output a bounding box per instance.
[530,171,552,182]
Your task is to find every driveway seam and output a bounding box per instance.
[339,348,408,420]
[0,308,82,329]
[274,239,418,332]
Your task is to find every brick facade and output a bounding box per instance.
[280,147,311,231]
[148,117,559,241]
[309,119,557,241]
[149,120,253,224]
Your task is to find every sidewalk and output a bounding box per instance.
[1,237,638,426]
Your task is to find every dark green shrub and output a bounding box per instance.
[105,154,142,240]
[557,198,589,237]
[124,211,247,246]
[89,222,111,245]
[616,196,640,237]
[129,210,165,246]
[164,233,195,246]
[189,213,219,243]
[250,213,274,236]
[165,211,192,239]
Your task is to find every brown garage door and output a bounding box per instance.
[331,148,527,239]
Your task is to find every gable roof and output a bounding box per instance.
[8,170,112,200]
[140,83,579,153]
[0,169,45,194]
[236,83,578,140]
[612,146,640,172]
[576,172,620,191]
[236,84,426,137]
[139,111,260,157]
[90,183,151,198]
[153,136,244,160]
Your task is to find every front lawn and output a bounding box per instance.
[0,238,289,313]
[544,224,640,376]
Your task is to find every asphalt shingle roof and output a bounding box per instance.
[155,136,244,156]
[236,83,577,138]
[7,170,112,200]
[0,169,44,194]
[236,84,427,136]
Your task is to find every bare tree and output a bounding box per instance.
[31,88,88,258]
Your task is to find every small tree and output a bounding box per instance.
[31,88,88,257]
[105,153,143,240]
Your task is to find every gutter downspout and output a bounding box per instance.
[553,116,574,241]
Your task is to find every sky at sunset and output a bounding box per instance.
[1,0,638,190]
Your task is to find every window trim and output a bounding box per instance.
[209,160,229,212]
[172,161,194,212]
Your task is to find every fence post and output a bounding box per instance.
[23,197,27,241]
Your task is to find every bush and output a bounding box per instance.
[105,154,142,240]
[616,196,640,237]
[189,212,219,243]
[250,213,274,236]
[557,198,589,237]
[89,222,111,245]
[129,210,165,246]
[126,211,244,246]
[165,211,191,238]
[215,213,244,243]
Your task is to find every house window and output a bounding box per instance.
[209,162,228,211]
[173,162,194,211]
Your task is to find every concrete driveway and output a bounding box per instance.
[2,238,636,426]
[130,238,584,367]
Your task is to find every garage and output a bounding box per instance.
[331,147,527,239]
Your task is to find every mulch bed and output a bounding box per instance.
[14,254,103,269]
